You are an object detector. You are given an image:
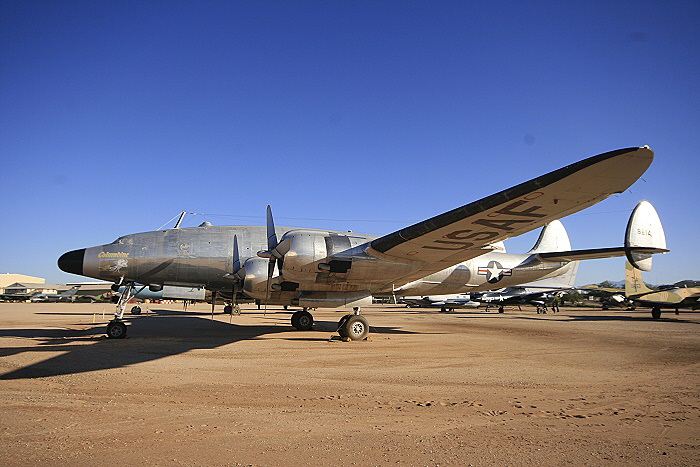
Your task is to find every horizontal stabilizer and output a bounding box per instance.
[539,246,667,263]
[625,200,666,271]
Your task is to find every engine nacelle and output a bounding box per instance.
[278,230,334,282]
[242,256,272,296]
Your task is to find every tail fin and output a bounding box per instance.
[625,200,666,271]
[528,220,571,254]
[60,286,80,297]
[528,260,579,288]
[625,260,653,296]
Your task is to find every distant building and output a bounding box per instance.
[0,274,45,294]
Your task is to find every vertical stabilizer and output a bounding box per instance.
[528,220,571,253]
[625,260,653,297]
[625,201,666,271]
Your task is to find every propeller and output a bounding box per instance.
[224,234,246,314]
[256,205,290,315]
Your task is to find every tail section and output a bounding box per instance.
[528,220,571,254]
[625,200,666,271]
[60,285,80,297]
[536,201,667,267]
[625,260,653,296]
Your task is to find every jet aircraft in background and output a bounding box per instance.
[401,294,480,312]
[30,286,81,303]
[625,261,700,318]
[58,147,668,340]
[579,284,634,310]
[112,284,208,315]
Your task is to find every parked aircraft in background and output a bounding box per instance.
[112,284,207,315]
[403,257,578,313]
[579,284,635,310]
[30,286,81,303]
[58,147,668,340]
[478,287,564,314]
[401,294,479,312]
[625,261,700,318]
[0,292,35,302]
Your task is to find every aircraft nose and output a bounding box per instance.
[58,249,85,276]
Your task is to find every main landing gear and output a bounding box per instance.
[289,307,370,341]
[223,303,241,315]
[651,306,661,320]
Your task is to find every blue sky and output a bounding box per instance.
[1,0,698,286]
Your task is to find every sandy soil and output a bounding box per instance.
[1,302,699,465]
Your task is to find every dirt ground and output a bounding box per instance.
[1,302,699,466]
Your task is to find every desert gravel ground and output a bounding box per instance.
[1,302,699,466]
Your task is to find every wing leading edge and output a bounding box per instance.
[367,146,654,284]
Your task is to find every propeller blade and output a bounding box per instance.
[234,266,246,281]
[266,205,278,251]
[232,234,241,275]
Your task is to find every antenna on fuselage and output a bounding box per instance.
[173,211,187,229]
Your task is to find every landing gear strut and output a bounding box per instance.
[107,282,147,339]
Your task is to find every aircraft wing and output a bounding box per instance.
[368,147,654,286]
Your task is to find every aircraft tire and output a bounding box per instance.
[651,307,661,319]
[131,306,141,315]
[340,315,369,341]
[291,310,313,331]
[106,321,127,339]
[337,314,351,337]
[498,306,504,313]
[223,305,232,314]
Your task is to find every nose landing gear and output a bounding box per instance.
[106,282,147,339]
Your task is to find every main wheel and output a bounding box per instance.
[130,305,141,315]
[106,321,127,339]
[498,306,504,313]
[651,307,661,319]
[339,315,369,341]
[337,314,351,337]
[291,310,313,331]
[223,305,232,314]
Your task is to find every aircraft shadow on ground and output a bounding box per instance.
[0,310,421,380]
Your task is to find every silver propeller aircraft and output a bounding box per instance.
[58,146,668,340]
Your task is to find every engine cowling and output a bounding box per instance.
[241,256,272,296]
[276,230,333,282]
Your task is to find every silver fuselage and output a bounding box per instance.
[75,224,571,306]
